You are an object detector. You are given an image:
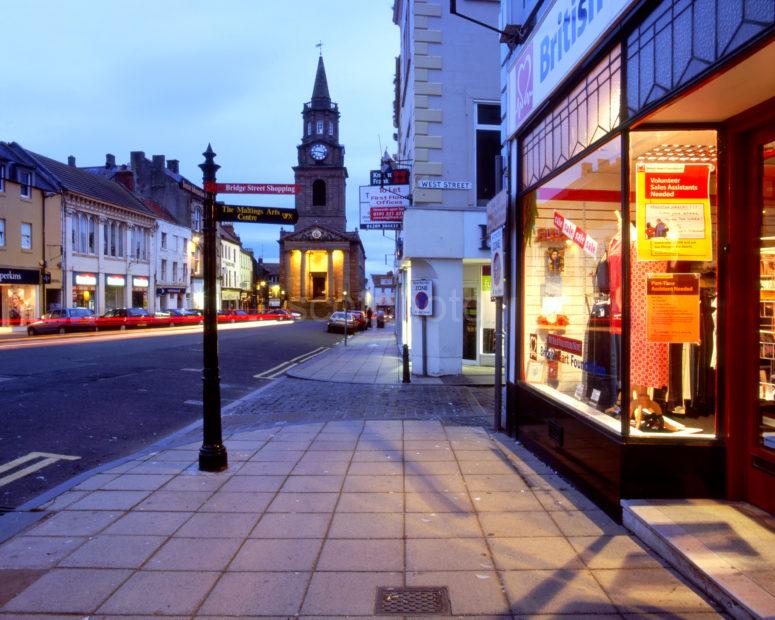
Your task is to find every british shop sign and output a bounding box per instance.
[507,0,637,136]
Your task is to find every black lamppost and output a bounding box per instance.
[343,289,348,346]
[198,144,228,472]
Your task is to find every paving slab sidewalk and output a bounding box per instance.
[289,327,502,386]
[0,413,722,617]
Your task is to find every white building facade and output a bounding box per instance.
[154,214,191,311]
[393,0,502,375]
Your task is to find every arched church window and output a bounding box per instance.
[316,120,323,134]
[312,179,326,206]
[328,121,334,136]
[307,121,312,136]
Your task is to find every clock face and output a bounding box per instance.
[310,143,328,161]
[311,228,322,239]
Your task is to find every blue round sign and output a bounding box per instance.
[415,291,429,310]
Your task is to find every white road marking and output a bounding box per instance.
[180,368,202,372]
[253,347,329,379]
[184,400,204,406]
[0,452,81,489]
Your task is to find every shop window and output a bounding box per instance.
[88,218,95,254]
[21,222,32,250]
[20,170,31,198]
[313,179,326,206]
[628,129,718,439]
[522,137,623,434]
[476,103,501,205]
[757,139,775,451]
[0,218,5,246]
[522,47,621,189]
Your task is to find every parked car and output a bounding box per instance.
[27,307,96,336]
[327,311,359,333]
[349,310,368,331]
[154,308,193,327]
[97,307,152,330]
[268,308,300,320]
[217,309,249,323]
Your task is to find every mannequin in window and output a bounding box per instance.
[608,211,669,406]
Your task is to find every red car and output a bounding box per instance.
[27,307,96,336]
[349,310,367,331]
[97,308,152,330]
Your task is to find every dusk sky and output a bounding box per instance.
[0,0,399,279]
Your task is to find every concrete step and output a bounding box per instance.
[622,499,775,620]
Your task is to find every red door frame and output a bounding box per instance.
[724,97,775,513]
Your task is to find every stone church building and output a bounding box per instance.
[279,56,366,318]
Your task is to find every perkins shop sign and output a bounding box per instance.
[507,0,636,136]
[0,268,39,285]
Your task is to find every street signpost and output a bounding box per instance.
[197,154,300,472]
[411,279,432,376]
[486,190,509,433]
[216,204,298,224]
[204,182,299,195]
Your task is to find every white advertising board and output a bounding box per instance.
[359,185,409,230]
[411,279,433,316]
[490,227,504,298]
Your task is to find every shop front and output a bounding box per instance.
[0,268,39,327]
[73,272,97,311]
[505,0,775,515]
[463,263,497,365]
[105,274,126,312]
[221,289,240,310]
[131,276,149,309]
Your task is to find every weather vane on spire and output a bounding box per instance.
[316,41,323,56]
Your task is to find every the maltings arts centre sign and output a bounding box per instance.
[507,0,637,136]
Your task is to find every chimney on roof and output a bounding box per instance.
[152,155,165,170]
[113,170,135,193]
[67,155,76,167]
[130,151,145,172]
[105,153,115,168]
[167,159,179,174]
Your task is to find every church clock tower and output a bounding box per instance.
[293,55,347,232]
[279,55,365,316]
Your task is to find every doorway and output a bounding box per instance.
[311,273,326,299]
[751,129,775,513]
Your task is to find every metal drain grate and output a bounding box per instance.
[376,586,451,615]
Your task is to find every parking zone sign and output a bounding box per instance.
[412,280,433,316]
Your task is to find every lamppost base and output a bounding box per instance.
[199,444,228,472]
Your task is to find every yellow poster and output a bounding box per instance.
[646,273,700,343]
[636,163,713,261]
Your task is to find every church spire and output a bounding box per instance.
[310,55,331,109]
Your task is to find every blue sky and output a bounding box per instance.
[0,0,398,278]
